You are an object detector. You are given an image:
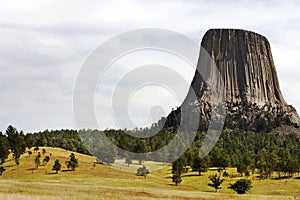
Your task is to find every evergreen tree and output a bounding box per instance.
[136,165,150,178]
[6,125,26,166]
[43,156,50,165]
[34,156,40,169]
[210,147,229,169]
[222,171,229,179]
[0,166,6,176]
[172,156,187,175]
[125,157,132,167]
[24,134,34,149]
[42,148,46,155]
[208,174,224,192]
[192,156,209,176]
[192,157,202,175]
[256,149,268,178]
[172,171,182,186]
[66,153,78,171]
[171,156,187,186]
[133,140,148,165]
[52,159,61,174]
[0,133,10,164]
[228,179,252,194]
[34,146,39,152]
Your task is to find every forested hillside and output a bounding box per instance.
[1,125,299,179]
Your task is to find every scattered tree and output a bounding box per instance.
[222,171,229,179]
[208,174,224,192]
[133,140,148,165]
[125,158,132,167]
[245,171,250,178]
[210,147,230,170]
[172,171,182,185]
[6,125,26,166]
[0,133,10,164]
[136,165,150,178]
[34,146,39,152]
[192,157,209,176]
[24,134,34,149]
[28,151,33,157]
[228,179,252,194]
[171,156,187,186]
[172,156,187,175]
[42,148,46,155]
[43,156,50,165]
[0,166,6,176]
[66,153,78,171]
[34,156,40,169]
[52,159,61,174]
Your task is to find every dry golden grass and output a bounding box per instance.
[0,147,299,199]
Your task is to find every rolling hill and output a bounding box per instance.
[0,147,299,199]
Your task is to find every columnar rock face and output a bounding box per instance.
[164,29,299,132]
[201,29,285,107]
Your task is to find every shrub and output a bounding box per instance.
[228,179,252,194]
[0,166,6,175]
[137,165,149,178]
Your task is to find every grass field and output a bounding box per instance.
[0,147,299,199]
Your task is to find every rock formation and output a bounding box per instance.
[164,29,299,132]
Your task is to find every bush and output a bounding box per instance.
[136,165,149,178]
[0,166,6,175]
[34,146,39,152]
[43,156,50,165]
[228,179,252,194]
[222,171,229,178]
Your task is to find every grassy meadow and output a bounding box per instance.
[0,147,299,199]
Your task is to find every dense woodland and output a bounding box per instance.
[0,124,299,180]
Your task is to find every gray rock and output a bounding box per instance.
[164,29,299,132]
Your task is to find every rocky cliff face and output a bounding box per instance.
[164,29,299,132]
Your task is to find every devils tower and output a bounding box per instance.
[164,29,300,132]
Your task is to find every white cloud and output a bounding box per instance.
[0,0,299,132]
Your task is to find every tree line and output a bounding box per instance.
[0,125,299,180]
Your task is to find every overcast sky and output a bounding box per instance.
[0,0,300,133]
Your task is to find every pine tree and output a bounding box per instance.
[0,166,6,176]
[171,156,187,186]
[6,126,26,166]
[43,156,50,165]
[52,159,61,174]
[228,179,252,194]
[192,156,209,176]
[125,158,132,167]
[172,171,182,186]
[208,174,224,192]
[34,156,40,169]
[0,133,10,164]
[133,140,148,165]
[66,153,78,171]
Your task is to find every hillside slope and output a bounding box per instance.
[0,147,299,199]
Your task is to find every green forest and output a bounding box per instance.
[1,124,299,180]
